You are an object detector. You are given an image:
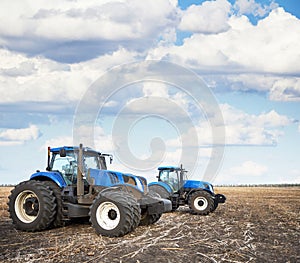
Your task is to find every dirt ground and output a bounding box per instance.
[0,186,299,263]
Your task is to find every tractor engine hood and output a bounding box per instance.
[87,169,146,193]
[183,180,214,193]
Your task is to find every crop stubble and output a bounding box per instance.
[0,186,299,263]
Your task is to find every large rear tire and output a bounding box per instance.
[42,181,64,228]
[89,191,140,237]
[149,184,170,199]
[124,192,141,231]
[8,180,56,231]
[188,191,214,215]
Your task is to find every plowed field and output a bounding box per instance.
[0,187,299,263]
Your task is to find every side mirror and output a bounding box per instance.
[59,148,66,157]
[102,154,113,164]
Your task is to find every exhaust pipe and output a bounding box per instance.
[77,143,84,203]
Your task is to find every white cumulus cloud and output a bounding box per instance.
[229,160,268,176]
[166,103,292,147]
[149,7,300,75]
[179,0,231,34]
[0,125,40,145]
[0,47,139,105]
[0,0,179,62]
[234,0,278,17]
[269,78,300,102]
[222,104,291,146]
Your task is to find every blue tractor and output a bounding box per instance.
[8,144,171,237]
[148,165,226,215]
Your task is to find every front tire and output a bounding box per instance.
[8,180,56,231]
[210,200,219,212]
[139,212,161,226]
[138,191,163,225]
[188,191,214,215]
[89,191,140,237]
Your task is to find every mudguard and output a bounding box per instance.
[30,171,67,188]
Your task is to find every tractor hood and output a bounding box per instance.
[183,180,214,193]
[87,169,147,193]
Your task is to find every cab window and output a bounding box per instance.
[51,152,77,185]
[84,155,100,170]
[160,170,179,191]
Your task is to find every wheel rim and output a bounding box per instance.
[96,202,120,230]
[15,190,40,223]
[193,196,208,211]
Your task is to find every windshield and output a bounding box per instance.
[159,170,179,191]
[51,152,77,184]
[52,153,77,172]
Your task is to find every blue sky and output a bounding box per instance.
[0,0,299,185]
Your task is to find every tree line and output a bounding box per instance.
[216,183,300,187]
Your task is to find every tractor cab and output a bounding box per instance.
[48,146,108,185]
[157,166,187,192]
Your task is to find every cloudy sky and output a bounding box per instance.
[0,0,299,185]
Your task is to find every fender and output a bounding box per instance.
[148,181,173,194]
[30,171,67,188]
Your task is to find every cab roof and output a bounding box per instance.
[158,166,181,171]
[50,146,101,155]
